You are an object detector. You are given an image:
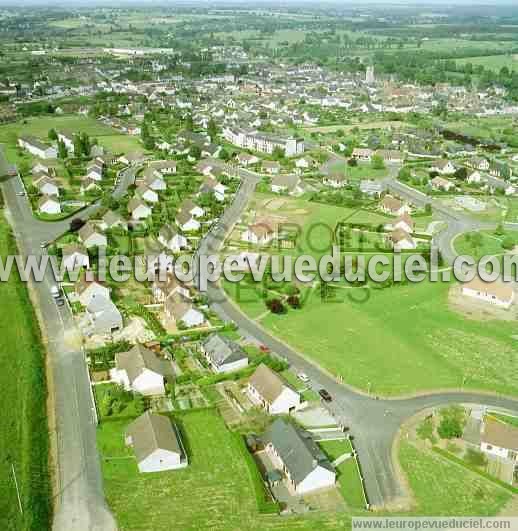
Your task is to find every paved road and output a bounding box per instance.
[0,163,141,529]
[197,166,518,508]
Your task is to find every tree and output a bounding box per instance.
[398,166,411,181]
[437,406,465,439]
[347,157,357,167]
[272,146,284,161]
[371,154,385,170]
[266,298,286,314]
[57,139,67,159]
[219,147,230,161]
[189,144,201,160]
[70,218,85,232]
[207,118,218,141]
[454,166,467,181]
[502,235,515,250]
[48,128,57,141]
[286,295,300,309]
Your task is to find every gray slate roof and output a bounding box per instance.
[262,418,334,486]
[202,333,248,368]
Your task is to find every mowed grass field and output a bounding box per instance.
[456,54,518,73]
[224,277,518,397]
[0,115,140,161]
[397,442,512,516]
[0,212,50,529]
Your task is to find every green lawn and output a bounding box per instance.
[98,409,353,530]
[225,277,518,396]
[0,211,50,529]
[319,440,365,509]
[456,54,518,73]
[397,442,511,516]
[0,115,118,142]
[454,230,518,261]
[97,134,143,154]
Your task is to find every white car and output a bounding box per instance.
[297,372,310,383]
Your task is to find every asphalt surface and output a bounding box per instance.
[198,165,518,508]
[0,163,138,530]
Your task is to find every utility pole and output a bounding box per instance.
[11,462,23,515]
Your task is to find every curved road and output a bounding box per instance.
[199,165,518,508]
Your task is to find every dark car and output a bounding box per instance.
[55,297,65,307]
[319,389,332,402]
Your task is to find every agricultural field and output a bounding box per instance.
[456,54,518,73]
[224,277,518,397]
[0,213,50,530]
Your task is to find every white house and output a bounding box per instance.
[247,364,301,414]
[158,225,188,252]
[75,278,110,307]
[62,244,90,270]
[389,228,416,251]
[380,196,411,216]
[128,198,152,220]
[125,411,188,473]
[38,195,61,214]
[480,416,518,463]
[461,276,515,309]
[175,210,201,232]
[431,176,455,192]
[431,159,456,175]
[263,418,336,495]
[201,333,248,374]
[111,344,174,396]
[241,222,275,246]
[136,184,159,204]
[18,136,57,159]
[35,176,60,197]
[78,222,107,248]
[84,294,123,336]
[164,294,205,328]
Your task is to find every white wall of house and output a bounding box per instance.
[462,287,513,309]
[83,234,108,248]
[210,356,249,374]
[178,219,200,232]
[79,284,110,306]
[295,466,336,494]
[180,309,205,328]
[132,205,152,220]
[480,441,513,460]
[63,253,90,270]
[136,448,186,473]
[40,200,61,214]
[270,387,301,414]
[132,369,166,396]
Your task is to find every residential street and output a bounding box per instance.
[1,153,518,521]
[199,167,518,508]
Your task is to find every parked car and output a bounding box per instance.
[297,372,310,383]
[50,285,61,298]
[319,389,332,402]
